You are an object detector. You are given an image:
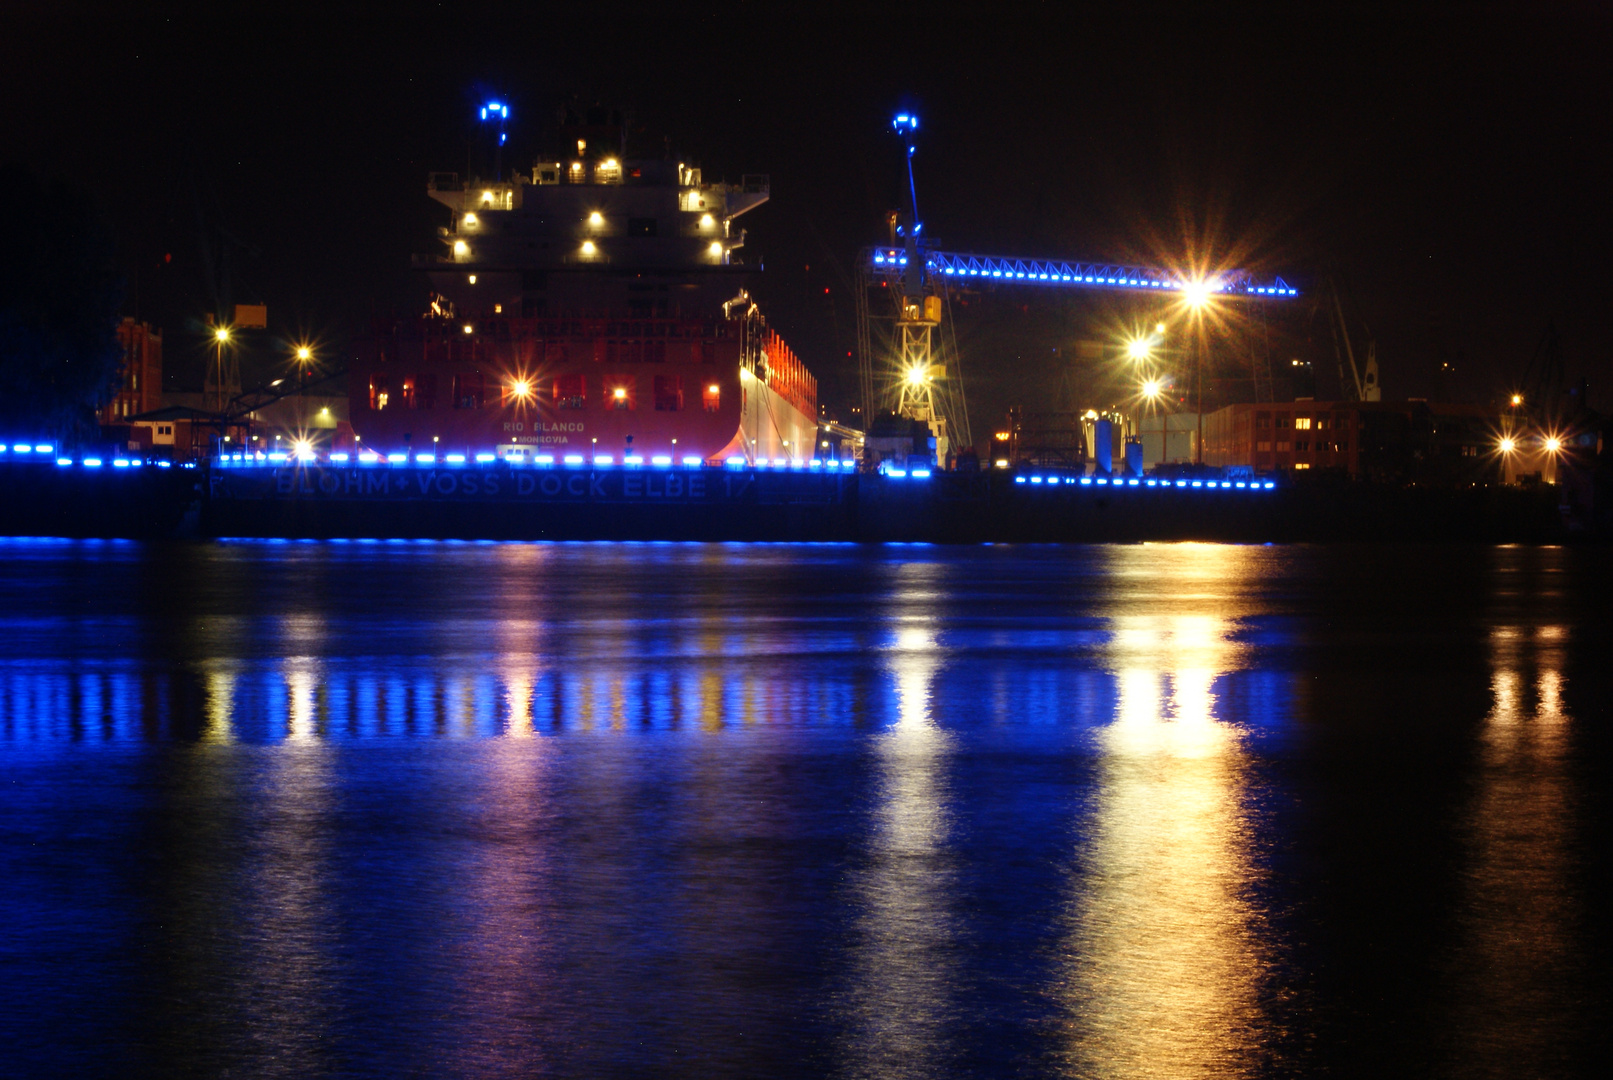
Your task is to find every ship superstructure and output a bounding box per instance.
[349,112,818,465]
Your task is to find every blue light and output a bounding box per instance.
[594,455,613,466]
[55,457,72,466]
[1264,481,1276,489]
[535,454,554,465]
[1030,476,1044,484]
[156,461,171,468]
[563,454,584,466]
[475,452,496,463]
[624,455,644,466]
[911,468,931,478]
[1235,481,1247,488]
[113,458,130,468]
[83,458,102,467]
[887,468,907,478]
[727,456,746,467]
[267,452,287,463]
[1128,479,1139,486]
[1014,476,1026,483]
[682,455,703,467]
[1145,479,1157,486]
[442,453,464,464]
[416,453,435,464]
[1080,477,1093,485]
[1175,480,1187,487]
[772,458,788,467]
[1192,480,1203,488]
[331,452,350,462]
[499,133,507,145]
[387,452,408,463]
[35,444,51,453]
[13,444,31,453]
[651,455,672,467]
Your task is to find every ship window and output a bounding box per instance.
[400,376,416,409]
[1276,440,1291,452]
[1295,440,1309,452]
[452,372,484,409]
[415,374,437,410]
[653,375,683,411]
[1315,417,1330,430]
[1276,416,1291,428]
[370,375,390,411]
[1256,441,1271,452]
[702,383,720,412]
[555,373,585,410]
[610,381,633,410]
[1256,413,1271,429]
[628,217,657,238]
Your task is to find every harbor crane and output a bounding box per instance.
[856,112,1301,460]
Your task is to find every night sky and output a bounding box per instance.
[5,4,1609,431]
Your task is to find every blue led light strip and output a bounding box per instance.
[867,248,1298,298]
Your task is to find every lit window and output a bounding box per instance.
[1295,417,1312,430]
[702,383,721,412]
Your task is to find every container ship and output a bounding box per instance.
[348,109,819,467]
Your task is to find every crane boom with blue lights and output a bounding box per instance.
[857,109,1301,445]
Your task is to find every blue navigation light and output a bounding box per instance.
[83,458,102,467]
[416,453,434,464]
[156,461,171,468]
[887,468,907,478]
[13,444,31,453]
[1263,481,1276,489]
[624,455,644,466]
[1096,478,1108,485]
[1145,479,1157,486]
[1235,481,1247,488]
[594,455,613,466]
[55,457,72,466]
[727,456,746,467]
[535,454,554,465]
[911,469,931,478]
[1128,479,1139,486]
[113,458,131,468]
[1192,480,1203,487]
[1080,477,1093,485]
[563,454,585,466]
[1175,480,1187,487]
[1014,476,1026,483]
[445,454,466,464]
[387,452,408,463]
[331,452,350,462]
[875,254,885,263]
[682,455,703,467]
[650,455,672,467]
[35,444,51,453]
[1030,476,1044,484]
[475,453,497,463]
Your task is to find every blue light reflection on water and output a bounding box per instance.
[0,539,1607,1078]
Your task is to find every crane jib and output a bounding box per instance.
[866,248,1298,298]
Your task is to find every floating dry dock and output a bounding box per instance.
[1,449,1569,543]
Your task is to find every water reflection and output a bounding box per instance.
[1441,610,1581,1074]
[1061,545,1267,1078]
[835,565,957,1078]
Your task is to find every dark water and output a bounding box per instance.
[1,539,1608,1078]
